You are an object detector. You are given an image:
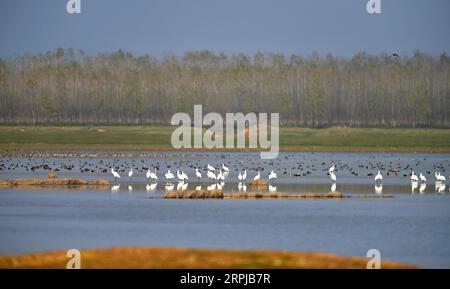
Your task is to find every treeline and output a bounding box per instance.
[0,48,449,127]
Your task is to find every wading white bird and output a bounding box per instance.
[410,172,419,182]
[181,171,188,181]
[207,170,216,182]
[269,170,277,182]
[207,164,215,171]
[222,164,230,172]
[217,170,224,182]
[435,172,446,182]
[128,168,133,182]
[177,171,184,182]
[374,170,383,183]
[330,171,337,183]
[146,169,151,181]
[242,170,247,181]
[238,172,243,181]
[253,171,261,181]
[195,168,202,179]
[329,164,335,174]
[165,170,174,182]
[111,168,120,182]
[419,173,426,183]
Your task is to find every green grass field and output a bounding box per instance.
[0,125,449,152]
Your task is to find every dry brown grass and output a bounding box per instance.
[0,247,417,269]
[164,190,224,199]
[248,179,269,190]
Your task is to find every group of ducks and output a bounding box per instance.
[328,163,448,185]
[111,163,278,184]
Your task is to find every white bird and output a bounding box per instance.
[268,170,277,182]
[165,170,174,181]
[207,164,215,171]
[410,172,419,182]
[374,170,383,183]
[238,172,243,181]
[195,169,202,179]
[330,171,337,183]
[269,185,277,192]
[177,170,184,182]
[253,171,261,181]
[128,168,133,182]
[207,170,216,182]
[329,164,335,174]
[195,185,202,191]
[217,170,224,182]
[419,173,426,183]
[434,172,445,182]
[111,168,120,182]
[222,164,230,172]
[242,170,247,181]
[181,171,188,181]
[146,169,158,182]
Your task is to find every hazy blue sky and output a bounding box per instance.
[0,0,449,57]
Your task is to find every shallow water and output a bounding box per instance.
[0,151,450,268]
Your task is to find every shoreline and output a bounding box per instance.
[0,246,417,269]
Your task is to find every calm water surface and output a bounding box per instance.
[0,152,449,268]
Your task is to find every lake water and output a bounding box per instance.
[0,151,449,268]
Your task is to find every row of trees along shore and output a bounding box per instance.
[0,49,449,127]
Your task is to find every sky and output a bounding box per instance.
[0,0,449,58]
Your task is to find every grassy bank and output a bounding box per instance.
[0,125,449,152]
[0,247,416,269]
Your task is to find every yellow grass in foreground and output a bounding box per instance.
[0,247,417,269]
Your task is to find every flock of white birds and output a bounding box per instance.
[110,163,449,194]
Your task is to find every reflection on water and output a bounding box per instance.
[435,182,446,194]
[2,180,450,196]
[375,184,383,194]
[420,183,426,194]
